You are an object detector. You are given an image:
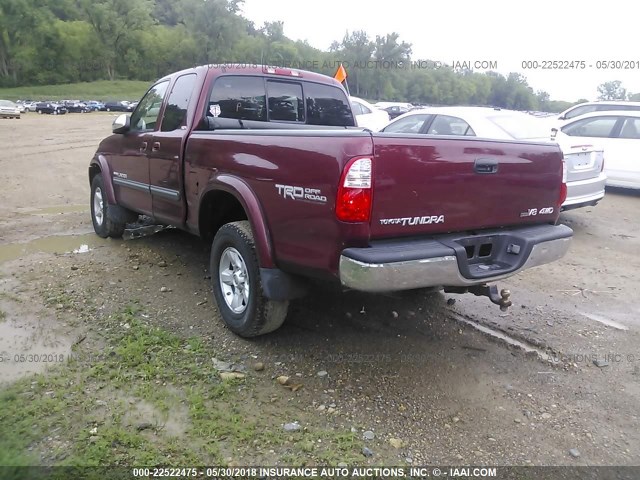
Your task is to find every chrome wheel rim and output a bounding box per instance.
[219,247,249,314]
[93,186,104,227]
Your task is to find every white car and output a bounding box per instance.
[380,106,606,210]
[555,110,640,189]
[0,99,21,119]
[350,96,389,131]
[557,101,640,123]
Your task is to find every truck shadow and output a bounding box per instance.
[127,228,465,357]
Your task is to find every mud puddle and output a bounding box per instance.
[0,296,74,384]
[0,233,108,264]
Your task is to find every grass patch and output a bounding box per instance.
[0,304,365,470]
[0,80,150,102]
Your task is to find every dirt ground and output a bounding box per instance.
[1,113,639,467]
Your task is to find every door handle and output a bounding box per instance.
[474,158,499,174]
[152,142,161,152]
[140,141,147,152]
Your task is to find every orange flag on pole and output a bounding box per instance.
[334,63,348,84]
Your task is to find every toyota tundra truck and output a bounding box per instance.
[88,64,572,337]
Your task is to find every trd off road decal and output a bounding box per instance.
[275,184,327,203]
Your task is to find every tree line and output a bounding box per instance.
[0,0,633,111]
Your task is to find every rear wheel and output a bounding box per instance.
[210,221,288,337]
[90,173,126,238]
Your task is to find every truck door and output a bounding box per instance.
[110,80,170,215]
[148,73,198,225]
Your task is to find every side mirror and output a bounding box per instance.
[558,115,566,121]
[112,114,131,134]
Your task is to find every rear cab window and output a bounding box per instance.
[203,74,355,127]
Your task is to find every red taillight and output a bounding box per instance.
[336,157,373,223]
[558,159,568,206]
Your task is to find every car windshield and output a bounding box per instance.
[487,114,551,139]
[0,100,15,107]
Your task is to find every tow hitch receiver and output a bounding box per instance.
[445,284,513,311]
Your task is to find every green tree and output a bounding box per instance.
[597,80,627,100]
[75,0,153,80]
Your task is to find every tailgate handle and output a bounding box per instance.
[474,158,499,174]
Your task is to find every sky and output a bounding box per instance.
[239,0,640,102]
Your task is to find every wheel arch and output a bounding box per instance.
[88,155,116,204]
[198,176,275,269]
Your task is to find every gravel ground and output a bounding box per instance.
[0,113,639,466]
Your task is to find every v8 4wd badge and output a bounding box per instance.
[520,207,555,217]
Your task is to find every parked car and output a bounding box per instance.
[0,100,21,118]
[554,110,640,189]
[383,105,410,119]
[350,96,389,131]
[84,101,105,112]
[64,101,91,113]
[557,101,640,122]
[35,102,67,115]
[88,64,572,337]
[102,101,133,112]
[380,106,606,210]
[21,101,39,112]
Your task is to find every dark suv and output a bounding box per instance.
[102,101,133,112]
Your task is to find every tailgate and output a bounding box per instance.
[369,134,563,239]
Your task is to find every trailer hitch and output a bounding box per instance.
[444,284,513,311]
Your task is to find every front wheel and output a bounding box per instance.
[210,221,288,337]
[90,173,126,238]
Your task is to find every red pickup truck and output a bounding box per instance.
[89,64,572,337]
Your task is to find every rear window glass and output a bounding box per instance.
[488,114,550,139]
[267,81,304,122]
[209,76,266,121]
[304,82,355,127]
[206,76,354,126]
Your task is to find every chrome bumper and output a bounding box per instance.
[339,229,572,292]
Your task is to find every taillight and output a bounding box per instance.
[559,159,568,206]
[336,157,373,223]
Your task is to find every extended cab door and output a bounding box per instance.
[147,73,198,225]
[110,80,170,215]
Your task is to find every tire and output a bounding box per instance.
[210,221,288,337]
[106,108,111,112]
[90,173,126,238]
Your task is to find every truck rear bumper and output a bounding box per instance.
[339,224,572,292]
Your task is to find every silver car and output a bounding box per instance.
[380,106,606,210]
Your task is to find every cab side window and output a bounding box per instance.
[130,80,170,132]
[208,76,266,121]
[161,74,197,132]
